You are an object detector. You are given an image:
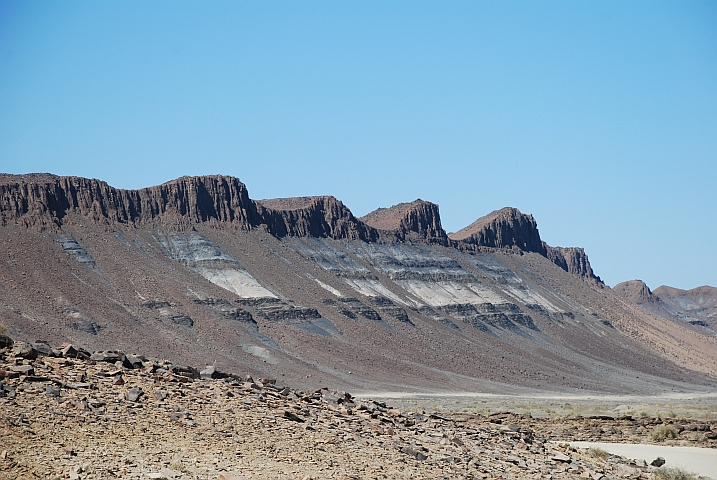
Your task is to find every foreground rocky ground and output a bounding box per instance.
[1,338,715,480]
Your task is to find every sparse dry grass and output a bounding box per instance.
[653,467,699,480]
[587,447,610,460]
[651,424,680,441]
[0,323,6,335]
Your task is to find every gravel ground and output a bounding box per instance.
[2,345,715,480]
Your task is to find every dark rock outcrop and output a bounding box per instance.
[449,207,547,255]
[0,173,599,281]
[546,246,600,281]
[360,199,448,245]
[0,174,260,229]
[257,196,378,241]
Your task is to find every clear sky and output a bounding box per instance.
[1,1,715,290]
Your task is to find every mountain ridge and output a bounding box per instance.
[614,280,717,333]
[0,173,599,280]
[1,173,715,394]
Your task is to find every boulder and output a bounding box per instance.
[0,335,13,350]
[126,387,143,402]
[200,366,228,380]
[90,351,126,364]
[10,364,34,375]
[60,344,91,359]
[11,341,38,359]
[31,341,54,357]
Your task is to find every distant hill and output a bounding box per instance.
[614,280,716,334]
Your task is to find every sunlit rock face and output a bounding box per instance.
[2,173,716,395]
[154,232,277,299]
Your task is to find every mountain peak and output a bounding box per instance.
[361,199,447,244]
[449,207,546,255]
[613,280,658,304]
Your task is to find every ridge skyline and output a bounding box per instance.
[3,171,710,293]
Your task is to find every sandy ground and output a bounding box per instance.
[570,442,717,479]
[355,392,717,421]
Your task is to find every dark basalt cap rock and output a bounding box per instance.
[449,207,546,255]
[257,196,379,241]
[0,174,261,230]
[546,245,600,281]
[361,199,448,244]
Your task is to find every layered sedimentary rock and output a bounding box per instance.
[449,207,547,255]
[653,285,717,328]
[0,174,259,229]
[546,246,599,281]
[614,281,717,334]
[360,199,448,244]
[257,196,378,241]
[0,174,598,279]
[3,173,717,394]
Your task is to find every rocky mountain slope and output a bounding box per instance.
[1,174,716,395]
[614,280,717,334]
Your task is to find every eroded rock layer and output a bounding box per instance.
[1,173,715,394]
[615,281,717,334]
[449,207,546,255]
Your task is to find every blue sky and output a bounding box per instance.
[1,1,715,290]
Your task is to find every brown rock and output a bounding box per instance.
[258,196,378,241]
[360,199,448,244]
[546,245,599,280]
[613,280,658,304]
[449,207,546,255]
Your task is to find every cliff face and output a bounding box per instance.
[546,246,600,281]
[360,200,448,244]
[5,173,717,394]
[0,173,598,281]
[613,280,658,304]
[449,207,547,255]
[257,196,378,241]
[0,174,260,229]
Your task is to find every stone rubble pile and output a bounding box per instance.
[0,335,712,479]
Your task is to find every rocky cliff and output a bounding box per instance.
[360,199,448,244]
[546,246,600,281]
[0,174,260,230]
[1,174,598,279]
[449,207,547,255]
[2,173,717,394]
[257,196,378,241]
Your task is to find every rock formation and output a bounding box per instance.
[360,199,448,244]
[0,174,599,280]
[613,280,659,304]
[3,173,716,395]
[614,281,717,333]
[257,196,378,241]
[0,174,260,230]
[653,285,717,327]
[449,207,547,255]
[546,246,600,281]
